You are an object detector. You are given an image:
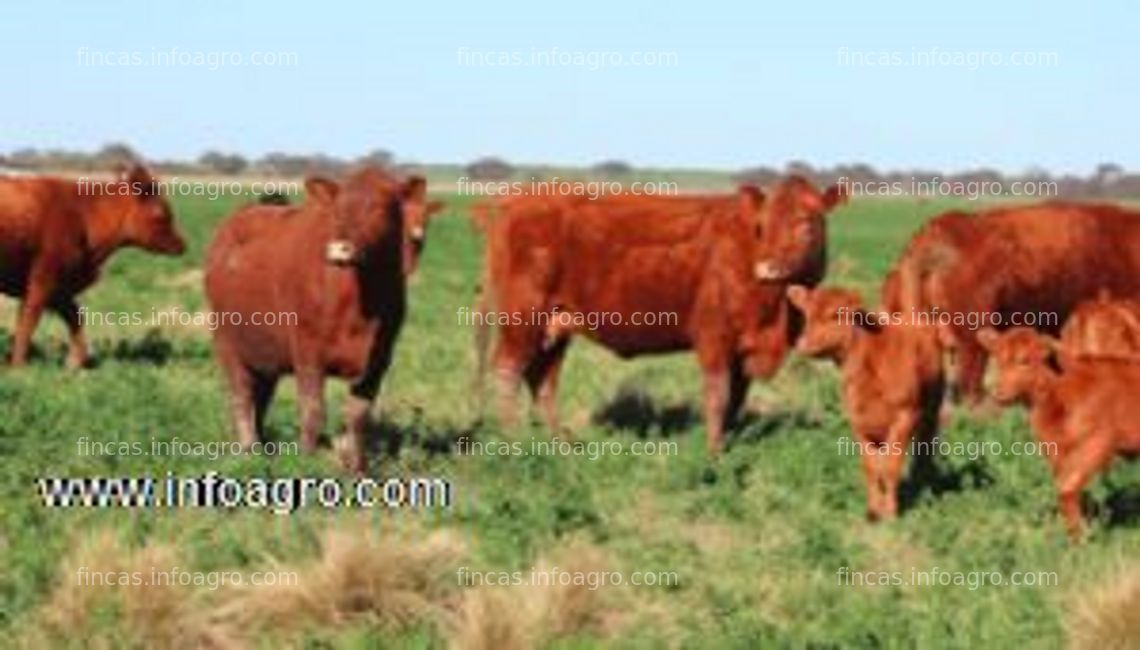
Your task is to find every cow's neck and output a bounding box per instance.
[1027,368,1065,432]
[834,325,874,364]
[83,193,130,262]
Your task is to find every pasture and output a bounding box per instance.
[2,192,1139,648]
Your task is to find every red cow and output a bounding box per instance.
[979,327,1140,539]
[473,177,847,455]
[882,203,1140,404]
[203,167,439,472]
[0,164,186,367]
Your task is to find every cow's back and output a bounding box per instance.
[977,204,1140,321]
[205,204,321,372]
[554,197,740,354]
[890,203,1140,329]
[0,178,80,294]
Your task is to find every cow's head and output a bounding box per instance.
[117,164,186,255]
[318,166,433,273]
[398,175,444,275]
[314,168,395,267]
[786,284,869,360]
[749,176,848,285]
[977,327,1055,404]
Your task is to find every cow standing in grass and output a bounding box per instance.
[979,326,1140,540]
[882,203,1140,405]
[0,164,186,367]
[473,177,847,455]
[204,167,440,472]
[787,283,944,521]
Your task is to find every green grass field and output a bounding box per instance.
[2,193,1139,649]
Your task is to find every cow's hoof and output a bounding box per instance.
[333,436,366,475]
[866,509,881,523]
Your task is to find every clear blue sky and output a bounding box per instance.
[2,0,1135,173]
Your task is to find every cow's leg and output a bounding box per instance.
[472,284,493,407]
[11,270,55,366]
[524,336,569,433]
[295,367,326,454]
[223,364,259,449]
[910,396,942,488]
[952,338,988,406]
[339,345,393,474]
[491,325,535,430]
[857,440,884,521]
[724,357,750,429]
[340,393,372,475]
[251,372,279,441]
[50,297,88,370]
[1054,435,1115,541]
[700,366,730,457]
[879,411,919,520]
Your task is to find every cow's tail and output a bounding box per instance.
[473,270,496,408]
[470,200,499,410]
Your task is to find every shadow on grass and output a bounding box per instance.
[592,388,699,439]
[0,329,212,368]
[364,411,478,459]
[728,408,827,450]
[1101,483,1140,530]
[898,456,997,514]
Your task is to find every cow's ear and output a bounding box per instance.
[821,182,849,211]
[1046,337,1073,369]
[976,327,1000,351]
[403,176,427,201]
[305,177,339,204]
[1044,335,1065,356]
[786,285,810,309]
[738,184,765,216]
[125,164,160,197]
[426,200,445,218]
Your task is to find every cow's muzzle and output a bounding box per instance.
[326,239,358,266]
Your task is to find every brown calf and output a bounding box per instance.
[979,327,1140,539]
[0,164,186,367]
[788,285,944,520]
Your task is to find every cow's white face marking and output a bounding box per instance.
[326,239,356,265]
[754,261,785,281]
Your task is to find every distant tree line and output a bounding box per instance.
[733,161,1140,199]
[1,144,1137,197]
[0,144,400,178]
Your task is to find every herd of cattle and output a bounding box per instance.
[1,163,1139,539]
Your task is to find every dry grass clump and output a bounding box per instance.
[18,526,621,649]
[450,542,614,650]
[1067,564,1140,650]
[18,523,464,649]
[20,530,232,649]
[210,523,464,635]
